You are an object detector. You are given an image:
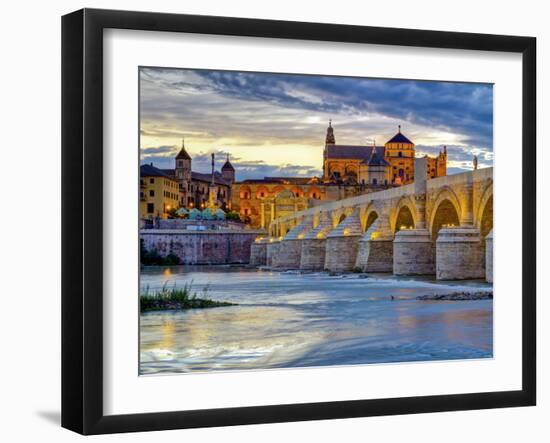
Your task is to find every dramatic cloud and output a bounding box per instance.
[139,67,493,177]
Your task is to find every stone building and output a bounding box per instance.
[161,140,235,211]
[323,122,447,185]
[139,163,180,219]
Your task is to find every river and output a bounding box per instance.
[140,266,492,375]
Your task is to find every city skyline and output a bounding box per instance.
[140,67,493,180]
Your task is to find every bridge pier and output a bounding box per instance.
[266,238,281,268]
[436,226,485,280]
[276,219,312,269]
[486,229,493,283]
[300,213,332,270]
[393,229,435,275]
[324,210,362,272]
[250,237,268,266]
[355,216,393,272]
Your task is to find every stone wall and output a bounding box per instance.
[486,230,493,283]
[266,241,281,267]
[250,241,267,266]
[140,230,259,265]
[355,239,393,272]
[436,227,485,280]
[393,229,435,275]
[324,236,361,272]
[300,239,326,270]
[275,240,303,269]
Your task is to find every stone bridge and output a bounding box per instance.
[251,158,493,282]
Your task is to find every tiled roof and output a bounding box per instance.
[221,160,235,171]
[386,132,413,144]
[160,168,231,186]
[140,163,177,180]
[176,147,191,159]
[368,149,391,167]
[326,145,386,163]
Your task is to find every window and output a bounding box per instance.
[398,152,402,157]
[372,178,378,185]
[149,190,155,197]
[149,178,154,184]
[147,203,154,213]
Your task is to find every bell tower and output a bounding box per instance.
[175,138,192,206]
[323,119,336,180]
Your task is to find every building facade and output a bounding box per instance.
[140,163,180,219]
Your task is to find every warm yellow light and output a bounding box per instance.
[316,232,325,239]
[255,236,264,243]
[269,238,274,243]
[343,228,350,236]
[166,205,171,211]
[278,236,283,241]
[297,233,305,239]
[371,231,380,240]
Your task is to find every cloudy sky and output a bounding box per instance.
[140,67,493,180]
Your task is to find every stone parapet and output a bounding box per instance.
[436,226,485,280]
[393,229,435,275]
[485,229,493,283]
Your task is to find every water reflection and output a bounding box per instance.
[140,267,493,374]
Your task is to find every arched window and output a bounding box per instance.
[398,151,403,157]
[372,178,378,185]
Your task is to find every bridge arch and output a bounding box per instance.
[430,197,461,240]
[477,182,493,238]
[360,203,379,232]
[429,187,462,238]
[391,196,418,233]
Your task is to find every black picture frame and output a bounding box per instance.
[62,8,536,435]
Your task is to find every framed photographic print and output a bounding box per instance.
[62,8,536,435]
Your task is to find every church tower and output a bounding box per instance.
[323,119,335,179]
[175,138,192,206]
[221,154,235,184]
[384,125,415,184]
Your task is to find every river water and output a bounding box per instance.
[140,266,492,375]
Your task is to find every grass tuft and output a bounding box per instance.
[140,281,236,312]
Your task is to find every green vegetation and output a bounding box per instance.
[225,211,241,221]
[140,282,236,312]
[140,240,180,266]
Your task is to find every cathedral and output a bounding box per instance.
[231,121,448,228]
[323,121,447,185]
